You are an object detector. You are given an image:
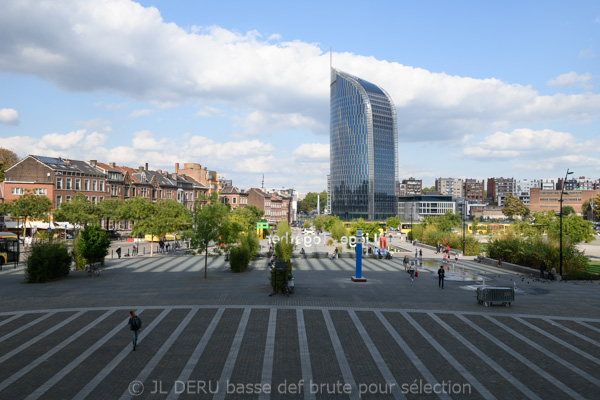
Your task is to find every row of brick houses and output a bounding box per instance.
[1,155,293,229]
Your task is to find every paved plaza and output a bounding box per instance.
[1,246,599,399]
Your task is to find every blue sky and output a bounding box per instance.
[1,0,599,193]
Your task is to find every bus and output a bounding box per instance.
[144,233,183,242]
[0,232,20,268]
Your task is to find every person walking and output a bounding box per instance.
[438,265,445,289]
[128,311,142,351]
[409,262,416,281]
[540,260,547,278]
[419,249,423,259]
[415,249,418,259]
[403,255,410,271]
[116,246,122,259]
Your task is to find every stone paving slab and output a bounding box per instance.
[2,253,600,399]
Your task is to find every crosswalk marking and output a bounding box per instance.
[375,310,452,400]
[348,311,405,400]
[483,315,600,387]
[296,308,315,400]
[1,305,599,400]
[515,316,600,363]
[0,310,85,365]
[400,311,494,400]
[258,308,277,400]
[24,309,146,400]
[453,314,578,400]
[0,312,55,344]
[166,308,224,400]
[0,309,114,393]
[118,307,199,400]
[72,309,171,400]
[214,308,251,400]
[322,310,359,400]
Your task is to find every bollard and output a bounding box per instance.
[111,250,113,258]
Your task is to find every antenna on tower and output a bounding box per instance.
[261,174,264,190]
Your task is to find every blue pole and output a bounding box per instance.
[353,228,365,281]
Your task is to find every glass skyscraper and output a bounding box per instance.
[330,68,398,221]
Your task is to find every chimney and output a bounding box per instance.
[89,160,97,167]
[175,163,179,173]
[163,171,169,178]
[109,162,116,168]
[157,169,162,174]
[145,163,149,171]
[138,166,144,173]
[172,172,178,180]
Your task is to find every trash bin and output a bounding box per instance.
[476,286,514,307]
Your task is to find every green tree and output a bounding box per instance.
[435,210,461,232]
[0,148,19,181]
[347,219,381,244]
[53,193,97,233]
[187,201,230,279]
[313,214,326,232]
[592,194,600,221]
[298,191,326,214]
[421,186,435,194]
[95,198,124,231]
[561,206,576,216]
[131,199,190,257]
[11,190,53,238]
[303,220,310,229]
[386,216,400,230]
[502,194,528,219]
[273,220,294,264]
[230,205,264,231]
[548,214,595,244]
[330,219,348,242]
[77,225,111,268]
[471,218,479,234]
[323,215,340,232]
[0,202,12,217]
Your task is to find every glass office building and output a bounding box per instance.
[330,68,398,221]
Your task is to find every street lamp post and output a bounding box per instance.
[559,169,574,277]
[462,202,466,254]
[410,203,413,242]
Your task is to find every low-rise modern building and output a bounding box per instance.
[529,187,600,215]
[398,194,455,221]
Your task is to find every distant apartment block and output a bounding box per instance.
[464,179,484,202]
[400,178,422,196]
[435,178,464,198]
[487,177,516,201]
[558,176,599,191]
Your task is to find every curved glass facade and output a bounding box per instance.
[330,69,398,221]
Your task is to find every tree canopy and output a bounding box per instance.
[52,193,97,230]
[78,225,111,266]
[502,194,529,219]
[298,191,326,214]
[0,148,18,181]
[10,190,53,237]
[187,201,231,278]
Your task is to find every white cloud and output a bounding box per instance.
[292,143,329,160]
[195,106,223,117]
[547,71,593,90]
[0,108,19,125]
[128,109,153,118]
[2,0,598,144]
[75,118,113,133]
[461,128,597,160]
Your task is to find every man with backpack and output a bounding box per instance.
[128,311,142,351]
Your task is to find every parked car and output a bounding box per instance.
[302,228,315,235]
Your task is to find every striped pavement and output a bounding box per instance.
[0,305,599,399]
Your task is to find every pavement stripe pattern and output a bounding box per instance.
[1,305,599,399]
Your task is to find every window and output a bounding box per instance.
[92,180,97,191]
[56,195,62,206]
[91,196,97,204]
[111,185,119,196]
[56,177,62,189]
[75,179,81,190]
[99,181,104,192]
[233,197,237,204]
[34,188,47,195]
[66,178,72,190]
[66,195,71,202]
[84,179,89,190]
[11,188,24,195]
